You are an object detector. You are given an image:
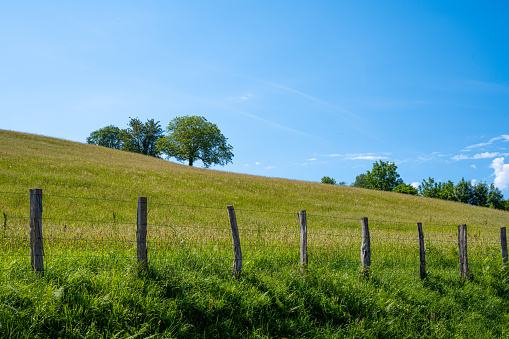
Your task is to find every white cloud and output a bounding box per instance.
[411,182,420,189]
[452,152,502,160]
[471,164,476,169]
[491,157,509,190]
[307,158,317,161]
[255,162,260,165]
[471,179,477,186]
[327,154,341,157]
[472,152,500,159]
[344,153,389,161]
[266,166,275,169]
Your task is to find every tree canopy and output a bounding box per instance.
[156,116,233,167]
[364,160,404,191]
[321,176,337,185]
[86,125,123,149]
[121,118,163,157]
[393,183,418,195]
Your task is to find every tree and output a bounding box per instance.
[487,184,504,210]
[156,116,233,167]
[121,118,163,157]
[352,173,368,188]
[471,181,489,207]
[437,180,455,201]
[364,160,404,191]
[321,176,337,185]
[418,178,455,200]
[452,178,473,204]
[393,183,418,195]
[86,125,123,149]
[418,177,440,198]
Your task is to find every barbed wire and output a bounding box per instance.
[3,216,30,220]
[3,191,509,232]
[0,191,29,196]
[45,194,135,204]
[41,217,136,225]
[307,214,360,221]
[148,201,224,211]
[236,208,296,216]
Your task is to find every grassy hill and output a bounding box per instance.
[2,129,509,338]
[2,129,508,225]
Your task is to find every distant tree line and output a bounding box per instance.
[86,116,233,168]
[322,160,508,211]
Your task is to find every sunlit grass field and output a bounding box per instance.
[2,129,509,338]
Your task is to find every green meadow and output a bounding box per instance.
[2,129,509,338]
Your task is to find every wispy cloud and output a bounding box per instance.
[264,82,360,119]
[472,152,500,159]
[464,135,509,150]
[323,153,390,161]
[452,154,469,161]
[452,152,505,161]
[344,153,389,161]
[234,110,324,141]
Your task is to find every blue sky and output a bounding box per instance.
[2,1,509,194]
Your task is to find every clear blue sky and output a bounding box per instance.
[2,1,509,194]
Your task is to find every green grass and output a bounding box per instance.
[2,129,509,338]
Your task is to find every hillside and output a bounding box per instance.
[1,129,508,227]
[2,129,509,338]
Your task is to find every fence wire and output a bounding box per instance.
[0,190,508,279]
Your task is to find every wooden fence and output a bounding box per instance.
[18,189,509,278]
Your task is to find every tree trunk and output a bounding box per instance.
[188,157,193,166]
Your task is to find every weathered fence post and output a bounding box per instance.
[417,222,426,279]
[501,227,508,264]
[227,206,242,278]
[361,217,371,277]
[298,210,307,271]
[29,188,44,273]
[137,197,148,269]
[458,224,469,278]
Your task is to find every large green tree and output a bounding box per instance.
[121,118,163,157]
[156,116,234,167]
[86,125,123,149]
[364,160,404,191]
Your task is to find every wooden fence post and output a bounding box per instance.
[137,197,148,269]
[458,224,469,278]
[29,188,44,273]
[298,210,307,271]
[417,222,426,279]
[361,217,370,277]
[227,206,242,278]
[501,227,508,264]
